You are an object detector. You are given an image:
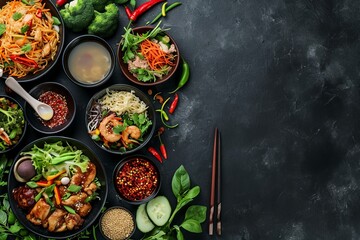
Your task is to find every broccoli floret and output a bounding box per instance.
[60,0,94,32]
[88,3,119,38]
[91,0,111,12]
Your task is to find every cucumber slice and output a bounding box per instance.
[146,196,172,227]
[136,203,155,233]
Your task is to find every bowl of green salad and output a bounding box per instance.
[117,25,180,86]
[0,95,26,153]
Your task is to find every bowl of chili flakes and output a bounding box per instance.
[24,82,76,134]
[113,155,161,205]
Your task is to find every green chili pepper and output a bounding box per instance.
[64,205,76,214]
[156,109,169,121]
[150,2,182,24]
[169,58,190,94]
[160,98,178,128]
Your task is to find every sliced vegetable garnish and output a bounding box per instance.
[67,184,82,193]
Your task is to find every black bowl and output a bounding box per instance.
[0,0,65,82]
[24,82,76,134]
[62,35,115,88]
[0,95,27,154]
[85,84,156,155]
[7,136,108,239]
[117,26,180,86]
[113,155,161,205]
[99,206,136,240]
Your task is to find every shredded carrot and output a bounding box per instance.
[140,39,175,71]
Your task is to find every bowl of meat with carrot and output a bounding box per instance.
[85,84,156,155]
[117,23,180,86]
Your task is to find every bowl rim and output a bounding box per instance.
[0,95,27,154]
[113,155,161,205]
[98,206,136,240]
[84,84,156,155]
[62,34,115,88]
[7,135,109,239]
[117,25,180,86]
[0,0,65,83]
[24,82,76,134]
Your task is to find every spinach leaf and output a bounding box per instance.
[184,205,207,223]
[183,186,200,200]
[181,219,202,233]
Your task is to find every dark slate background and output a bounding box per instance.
[2,0,360,239]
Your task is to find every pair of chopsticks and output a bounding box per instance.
[209,128,221,236]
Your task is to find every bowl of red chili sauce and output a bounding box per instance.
[24,82,76,134]
[113,155,161,205]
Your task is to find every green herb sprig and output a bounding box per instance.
[142,165,207,239]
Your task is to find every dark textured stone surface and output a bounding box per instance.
[2,0,360,239]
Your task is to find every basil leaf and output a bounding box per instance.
[67,184,82,193]
[174,225,184,240]
[183,186,200,200]
[2,198,9,212]
[0,24,5,37]
[9,223,21,234]
[171,165,190,200]
[180,219,202,233]
[0,233,7,240]
[21,43,32,53]
[26,181,38,188]
[0,210,7,225]
[184,205,207,223]
[12,12,22,21]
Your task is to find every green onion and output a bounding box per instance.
[26,181,38,188]
[67,184,82,193]
[63,205,76,214]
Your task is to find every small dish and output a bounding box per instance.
[62,35,115,87]
[85,84,156,155]
[113,155,161,205]
[99,206,136,240]
[0,95,27,153]
[117,26,180,86]
[24,82,76,134]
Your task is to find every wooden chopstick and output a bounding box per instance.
[216,131,221,236]
[209,128,218,235]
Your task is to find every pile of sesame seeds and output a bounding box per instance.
[100,207,135,240]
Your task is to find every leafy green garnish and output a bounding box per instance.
[0,24,6,37]
[21,0,34,5]
[20,25,29,34]
[142,165,206,240]
[21,43,32,53]
[67,184,82,193]
[129,0,136,9]
[113,124,126,134]
[52,16,61,25]
[12,12,22,21]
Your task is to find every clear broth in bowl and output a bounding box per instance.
[68,42,111,84]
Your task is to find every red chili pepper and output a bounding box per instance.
[157,134,167,160]
[169,93,179,114]
[10,55,38,68]
[35,9,42,18]
[56,0,67,7]
[124,6,133,19]
[130,0,165,22]
[148,147,162,163]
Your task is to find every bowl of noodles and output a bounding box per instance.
[0,0,64,82]
[85,84,156,155]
